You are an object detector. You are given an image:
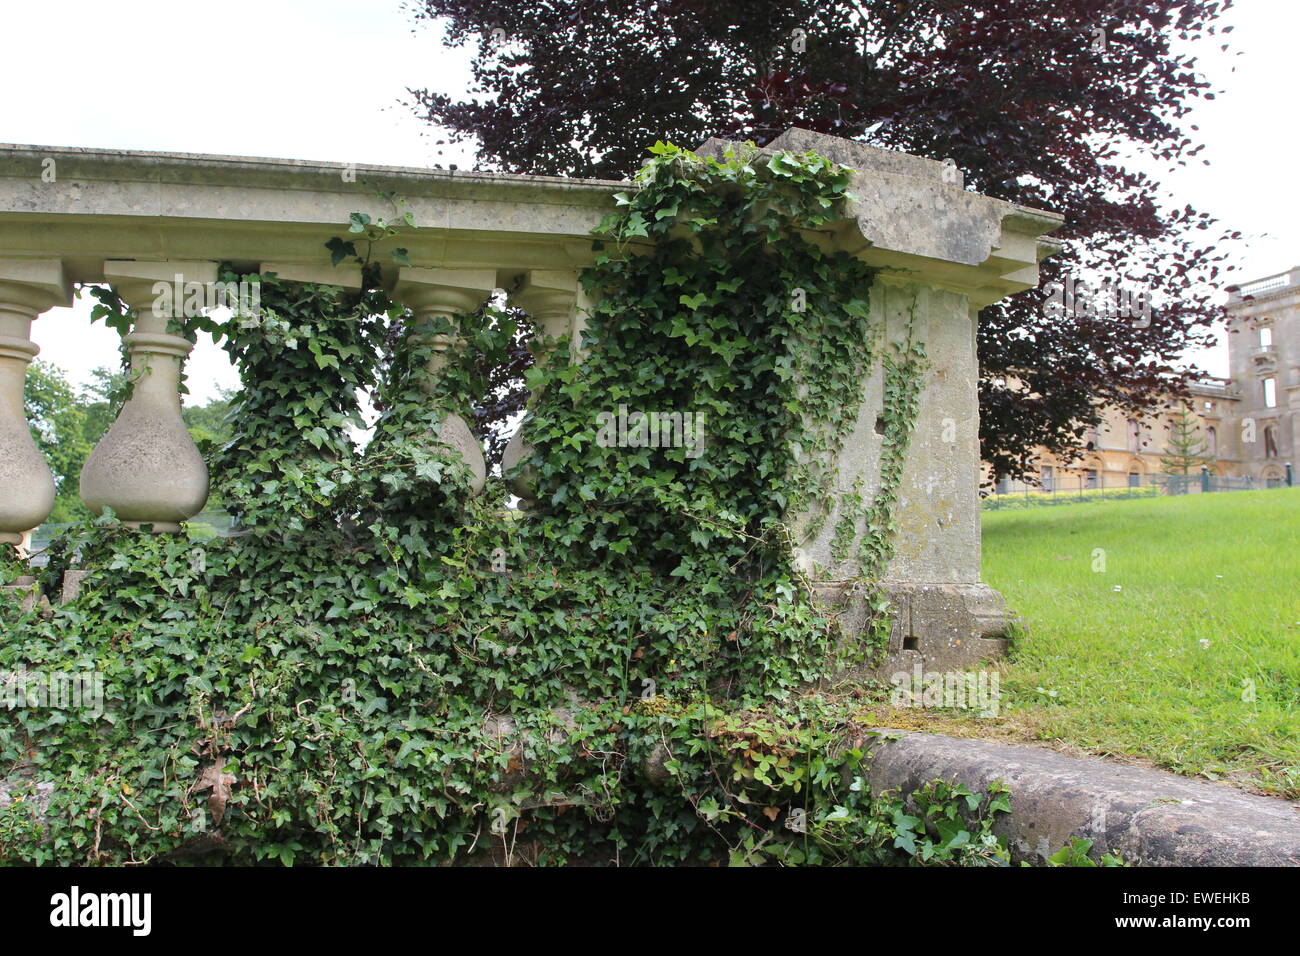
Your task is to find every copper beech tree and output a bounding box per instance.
[408,0,1240,481]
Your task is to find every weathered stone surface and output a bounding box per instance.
[79,261,213,531]
[697,129,1063,308]
[501,431,537,500]
[891,583,1011,668]
[0,779,55,823]
[694,131,1061,652]
[814,581,1009,677]
[1,575,40,613]
[862,731,1300,866]
[0,146,623,281]
[436,412,487,495]
[60,570,89,605]
[0,260,71,545]
[641,743,674,788]
[80,375,211,529]
[0,398,56,545]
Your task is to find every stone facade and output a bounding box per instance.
[994,266,1300,492]
[1223,267,1299,485]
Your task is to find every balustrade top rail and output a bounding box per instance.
[0,133,1062,303]
[0,144,633,284]
[1231,267,1300,301]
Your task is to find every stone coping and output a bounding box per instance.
[863,730,1300,866]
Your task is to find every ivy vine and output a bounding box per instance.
[0,144,968,867]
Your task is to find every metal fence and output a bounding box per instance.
[983,466,1293,510]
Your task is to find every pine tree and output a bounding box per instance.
[1160,406,1212,476]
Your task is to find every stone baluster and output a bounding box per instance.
[501,271,582,502]
[0,260,72,552]
[390,268,498,495]
[79,261,215,531]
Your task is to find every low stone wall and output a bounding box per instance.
[0,575,42,614]
[1,570,88,613]
[863,730,1300,866]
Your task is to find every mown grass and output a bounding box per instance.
[974,488,1300,797]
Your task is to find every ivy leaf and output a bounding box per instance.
[324,237,356,267]
[624,212,649,238]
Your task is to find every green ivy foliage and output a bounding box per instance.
[0,145,980,867]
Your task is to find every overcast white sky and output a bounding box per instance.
[7,0,1298,403]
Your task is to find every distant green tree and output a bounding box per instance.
[1160,406,1212,477]
[182,386,235,452]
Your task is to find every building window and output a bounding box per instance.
[1264,425,1279,459]
[1084,426,1099,451]
[1263,378,1277,408]
[1127,419,1140,451]
[1207,426,1217,456]
[1085,469,1099,489]
[1040,465,1054,491]
[1260,326,1273,348]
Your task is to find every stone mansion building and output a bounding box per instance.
[993,266,1298,493]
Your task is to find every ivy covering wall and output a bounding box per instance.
[0,145,1013,867]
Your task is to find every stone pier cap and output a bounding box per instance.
[0,130,1062,304]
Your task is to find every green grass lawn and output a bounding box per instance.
[981,487,1300,798]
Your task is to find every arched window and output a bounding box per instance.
[1264,425,1279,458]
[1207,426,1217,456]
[1127,419,1141,452]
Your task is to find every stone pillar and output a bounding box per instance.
[0,260,72,550]
[501,271,582,501]
[390,268,497,495]
[696,128,1064,670]
[80,261,214,531]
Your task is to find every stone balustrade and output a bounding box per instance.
[0,130,1064,667]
